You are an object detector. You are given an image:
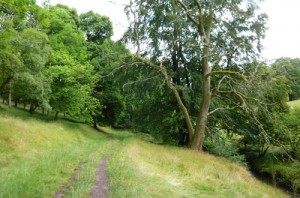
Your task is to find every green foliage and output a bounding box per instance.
[254,155,300,194]
[272,58,300,100]
[80,11,113,43]
[47,53,97,122]
[48,5,87,62]
[273,108,300,157]
[123,0,271,150]
[204,130,246,164]
[97,80,125,126]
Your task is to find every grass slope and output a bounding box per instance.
[0,105,113,198]
[287,99,300,108]
[0,105,291,198]
[108,138,290,198]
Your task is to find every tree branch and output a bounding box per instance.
[133,55,195,141]
[211,75,228,97]
[206,70,247,80]
[208,107,236,116]
[176,0,199,26]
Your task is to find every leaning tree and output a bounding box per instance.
[124,0,268,151]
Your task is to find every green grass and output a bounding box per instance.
[287,99,300,108]
[0,104,292,198]
[108,139,290,198]
[0,104,112,197]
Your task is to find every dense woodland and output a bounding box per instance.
[0,0,300,194]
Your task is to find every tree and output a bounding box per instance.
[80,11,113,43]
[271,58,300,100]
[124,0,267,150]
[80,11,130,127]
[46,5,98,121]
[11,28,51,112]
[0,1,51,108]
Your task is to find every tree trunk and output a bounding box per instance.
[191,77,211,150]
[15,99,18,107]
[29,102,37,114]
[92,116,98,130]
[54,111,59,120]
[191,42,212,151]
[8,80,11,109]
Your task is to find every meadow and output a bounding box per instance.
[0,105,291,197]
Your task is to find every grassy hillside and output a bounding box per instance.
[108,139,290,198]
[0,105,114,197]
[287,99,300,108]
[0,105,291,198]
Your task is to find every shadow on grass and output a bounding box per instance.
[0,103,133,142]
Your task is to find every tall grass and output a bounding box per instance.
[0,105,109,197]
[108,139,290,198]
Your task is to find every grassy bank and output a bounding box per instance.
[0,105,111,197]
[287,99,300,108]
[108,138,290,198]
[0,104,292,197]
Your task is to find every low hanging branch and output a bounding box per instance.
[133,55,195,141]
[206,70,247,79]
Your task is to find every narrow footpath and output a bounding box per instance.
[90,155,110,198]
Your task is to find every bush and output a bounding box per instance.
[204,132,246,165]
[254,155,300,194]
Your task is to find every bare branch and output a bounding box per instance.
[134,55,195,140]
[192,0,206,37]
[122,76,158,90]
[106,61,142,77]
[211,75,228,97]
[206,70,247,80]
[208,107,236,116]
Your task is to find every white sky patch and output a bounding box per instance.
[259,0,300,61]
[36,0,129,41]
[36,0,300,60]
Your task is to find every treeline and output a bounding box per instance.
[0,0,129,126]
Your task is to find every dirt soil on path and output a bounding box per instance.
[90,155,110,198]
[54,161,84,198]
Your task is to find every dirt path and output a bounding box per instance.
[54,161,84,198]
[90,155,110,198]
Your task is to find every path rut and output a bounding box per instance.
[90,155,110,198]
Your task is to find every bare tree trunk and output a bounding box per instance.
[191,46,211,151]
